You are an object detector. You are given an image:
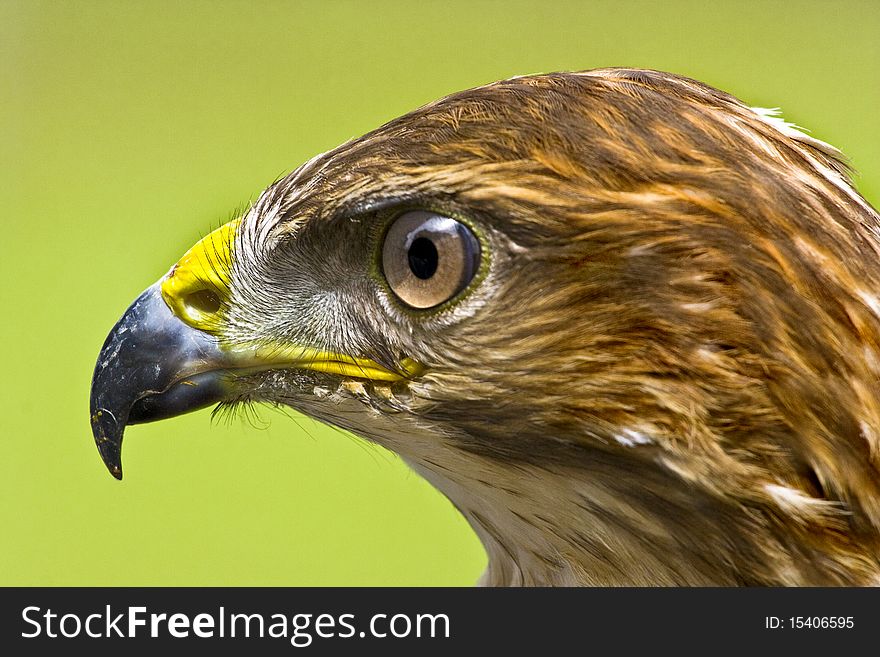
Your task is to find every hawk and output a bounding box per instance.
[91,69,880,585]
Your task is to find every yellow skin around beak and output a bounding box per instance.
[159,220,422,382]
[160,219,239,334]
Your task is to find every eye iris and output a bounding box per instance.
[380,210,481,310]
[407,237,438,279]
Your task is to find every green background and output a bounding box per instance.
[2,0,878,585]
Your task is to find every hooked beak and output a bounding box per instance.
[89,282,231,479]
[90,220,240,480]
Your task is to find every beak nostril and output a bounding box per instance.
[184,289,222,316]
[158,219,238,333]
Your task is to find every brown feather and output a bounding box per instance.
[229,69,880,585]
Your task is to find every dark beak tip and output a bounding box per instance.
[91,410,124,481]
[96,440,124,480]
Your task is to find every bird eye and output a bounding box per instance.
[381,210,481,309]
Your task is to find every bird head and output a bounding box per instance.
[91,69,880,585]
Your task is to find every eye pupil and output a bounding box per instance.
[408,237,439,279]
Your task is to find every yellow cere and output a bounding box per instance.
[160,219,240,334]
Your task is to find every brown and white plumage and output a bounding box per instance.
[92,69,880,585]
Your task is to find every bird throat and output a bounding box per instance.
[269,374,865,585]
[304,391,751,585]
